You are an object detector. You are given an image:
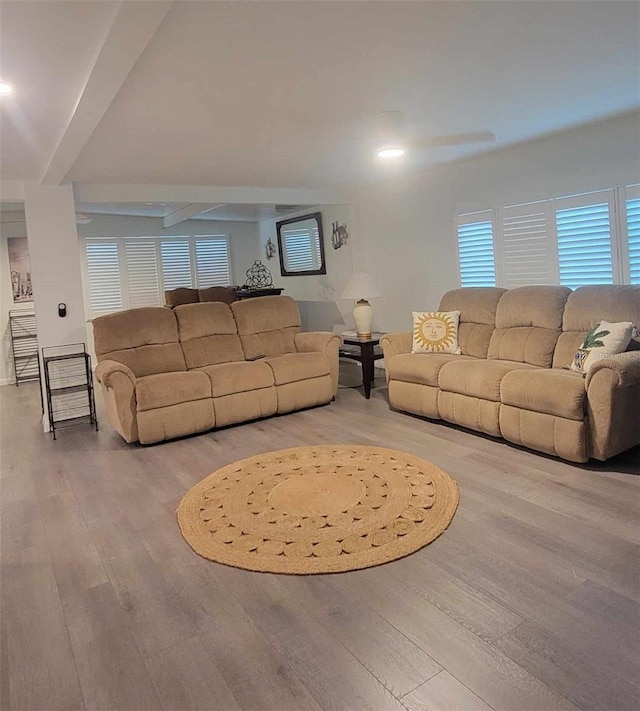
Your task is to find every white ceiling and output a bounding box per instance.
[1,0,639,192]
[0,0,119,179]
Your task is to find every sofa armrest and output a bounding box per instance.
[295,332,341,395]
[380,332,412,359]
[585,351,640,461]
[585,351,640,389]
[95,359,136,388]
[94,360,139,443]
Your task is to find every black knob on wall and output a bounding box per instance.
[58,303,66,317]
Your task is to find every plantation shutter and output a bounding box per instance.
[456,213,496,287]
[312,226,321,267]
[554,193,614,289]
[195,238,231,287]
[123,239,161,307]
[626,196,640,284]
[282,227,317,272]
[85,239,122,314]
[160,239,193,290]
[499,202,556,287]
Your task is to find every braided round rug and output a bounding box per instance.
[176,444,459,574]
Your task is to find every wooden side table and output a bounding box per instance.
[339,332,385,399]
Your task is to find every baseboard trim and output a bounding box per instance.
[0,378,13,387]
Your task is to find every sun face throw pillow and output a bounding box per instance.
[569,320,634,375]
[412,310,461,354]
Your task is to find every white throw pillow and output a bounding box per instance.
[569,320,634,375]
[412,310,461,354]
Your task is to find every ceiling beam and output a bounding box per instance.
[0,211,26,224]
[162,203,225,228]
[41,1,173,186]
[73,183,354,206]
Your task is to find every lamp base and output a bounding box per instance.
[353,299,373,339]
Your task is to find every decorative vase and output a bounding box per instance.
[353,299,373,338]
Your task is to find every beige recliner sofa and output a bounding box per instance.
[381,285,640,463]
[93,296,339,444]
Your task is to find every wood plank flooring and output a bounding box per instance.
[1,381,639,711]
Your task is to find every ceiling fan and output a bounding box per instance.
[374,111,496,158]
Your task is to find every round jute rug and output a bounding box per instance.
[176,445,459,574]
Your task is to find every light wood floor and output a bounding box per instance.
[1,380,639,711]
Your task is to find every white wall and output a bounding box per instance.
[356,111,640,333]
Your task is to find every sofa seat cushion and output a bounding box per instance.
[197,361,274,397]
[136,371,212,412]
[387,353,477,387]
[439,359,539,402]
[264,352,330,386]
[501,368,587,421]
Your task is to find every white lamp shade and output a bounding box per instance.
[341,271,382,300]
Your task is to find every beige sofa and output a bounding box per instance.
[381,285,640,463]
[93,296,340,444]
[164,286,237,307]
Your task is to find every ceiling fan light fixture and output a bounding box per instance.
[374,111,407,159]
[377,147,405,159]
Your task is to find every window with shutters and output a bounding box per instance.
[554,192,614,289]
[625,187,640,284]
[85,240,122,314]
[160,239,193,291]
[124,240,160,308]
[195,238,230,287]
[456,213,496,287]
[455,185,637,289]
[499,201,556,288]
[82,235,231,317]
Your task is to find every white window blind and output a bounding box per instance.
[282,226,321,272]
[195,238,231,287]
[161,239,193,290]
[83,235,231,317]
[85,240,122,314]
[455,185,636,289]
[456,216,496,287]
[124,239,160,307]
[555,195,613,289]
[500,202,555,287]
[626,197,640,284]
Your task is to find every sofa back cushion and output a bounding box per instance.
[198,286,237,304]
[93,307,186,377]
[165,287,199,308]
[553,285,640,368]
[231,295,300,359]
[438,287,506,358]
[488,285,571,367]
[174,302,245,369]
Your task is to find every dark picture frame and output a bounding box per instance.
[276,211,326,277]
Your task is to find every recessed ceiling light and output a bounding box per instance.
[0,81,13,96]
[377,147,405,159]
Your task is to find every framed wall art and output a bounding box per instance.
[8,237,33,303]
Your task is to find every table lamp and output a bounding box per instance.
[341,271,382,338]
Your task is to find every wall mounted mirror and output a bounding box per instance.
[276,212,326,276]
